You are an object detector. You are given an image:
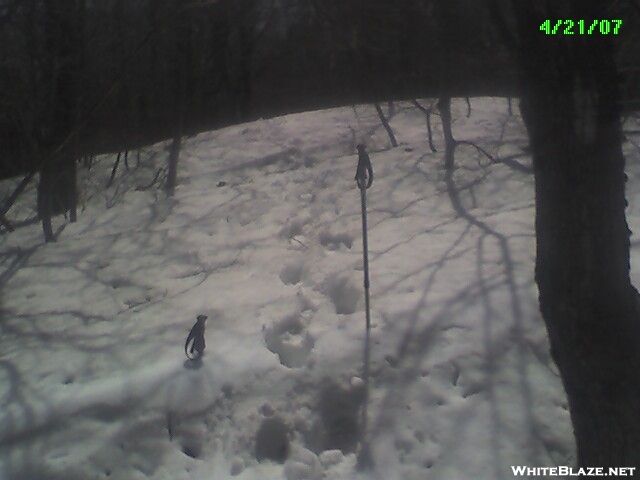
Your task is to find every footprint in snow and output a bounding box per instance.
[264,314,315,368]
[318,229,354,251]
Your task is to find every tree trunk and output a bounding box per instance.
[68,156,77,222]
[437,96,455,171]
[39,0,80,240]
[107,153,122,188]
[37,165,56,242]
[516,2,640,466]
[1,171,36,218]
[374,102,398,148]
[411,100,437,153]
[165,134,181,195]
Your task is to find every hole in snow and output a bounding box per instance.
[306,379,365,454]
[178,423,206,460]
[319,230,353,250]
[181,443,201,459]
[326,275,361,315]
[264,314,314,368]
[255,416,290,463]
[279,262,304,285]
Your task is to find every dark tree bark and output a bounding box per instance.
[374,102,398,147]
[67,154,78,223]
[1,171,35,219]
[37,163,55,242]
[0,213,13,232]
[107,152,122,188]
[38,0,81,241]
[412,100,437,153]
[515,1,640,467]
[163,1,190,196]
[165,134,181,195]
[437,96,455,171]
[224,0,275,122]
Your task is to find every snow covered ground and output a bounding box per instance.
[1,98,639,480]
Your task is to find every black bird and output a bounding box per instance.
[185,314,207,360]
[355,144,373,190]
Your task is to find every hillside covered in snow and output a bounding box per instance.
[1,98,639,480]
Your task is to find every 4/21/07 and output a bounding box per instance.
[539,19,623,35]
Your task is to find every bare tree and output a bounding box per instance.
[437,96,455,171]
[412,99,438,152]
[373,102,398,147]
[37,0,83,241]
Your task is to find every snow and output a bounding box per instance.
[1,98,638,480]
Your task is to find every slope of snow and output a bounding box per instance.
[1,98,637,480]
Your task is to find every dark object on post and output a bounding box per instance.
[355,145,373,190]
[185,314,207,360]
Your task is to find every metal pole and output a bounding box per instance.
[355,145,374,470]
[358,185,374,469]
